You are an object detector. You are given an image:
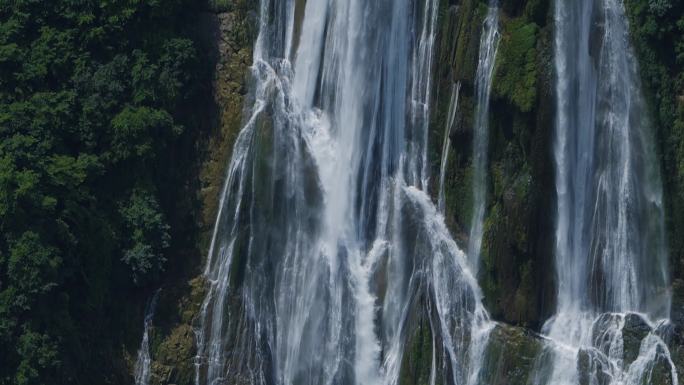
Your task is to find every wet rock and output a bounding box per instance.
[622,313,652,365]
[672,279,684,328]
[590,312,650,367]
[153,325,196,385]
[647,344,675,385]
[655,320,684,384]
[477,323,544,385]
[577,348,611,385]
[150,362,174,385]
[399,292,435,385]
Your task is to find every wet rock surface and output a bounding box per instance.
[477,323,544,385]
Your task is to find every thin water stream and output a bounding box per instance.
[134,290,161,385]
[467,3,500,274]
[438,81,461,214]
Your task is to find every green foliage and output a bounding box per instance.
[0,0,205,382]
[110,106,178,162]
[207,0,254,14]
[15,331,59,385]
[493,19,539,112]
[119,189,170,284]
[6,232,60,310]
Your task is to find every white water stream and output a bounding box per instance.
[467,3,500,274]
[134,289,161,385]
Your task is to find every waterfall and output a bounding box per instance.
[438,82,461,214]
[467,3,500,274]
[193,0,493,385]
[134,289,161,385]
[536,0,677,384]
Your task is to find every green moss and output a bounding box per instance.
[444,162,474,236]
[199,20,253,254]
[480,201,503,307]
[493,19,539,112]
[207,0,231,12]
[452,1,488,85]
[478,324,543,385]
[399,297,434,385]
[152,325,196,385]
[513,260,533,321]
[208,0,253,13]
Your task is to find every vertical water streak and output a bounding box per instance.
[467,3,500,274]
[538,0,676,383]
[408,0,441,190]
[438,82,461,214]
[134,289,161,385]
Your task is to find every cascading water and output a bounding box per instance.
[467,3,500,273]
[438,82,461,214]
[134,289,161,385]
[535,0,678,384]
[194,1,492,385]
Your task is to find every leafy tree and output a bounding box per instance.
[119,189,170,284]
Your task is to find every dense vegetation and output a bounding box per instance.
[0,0,209,383]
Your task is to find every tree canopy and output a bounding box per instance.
[0,0,206,383]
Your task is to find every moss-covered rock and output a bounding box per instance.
[399,293,435,385]
[476,323,544,385]
[492,18,538,112]
[199,9,255,252]
[430,0,556,331]
[668,326,684,381]
[151,325,196,385]
[577,348,611,385]
[449,1,488,87]
[623,314,652,365]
